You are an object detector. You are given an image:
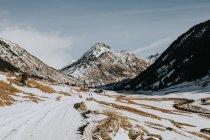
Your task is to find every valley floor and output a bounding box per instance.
[0,72,210,140]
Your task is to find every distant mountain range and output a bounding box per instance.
[114,20,210,91]
[1,20,209,91]
[0,38,78,84]
[61,43,150,86]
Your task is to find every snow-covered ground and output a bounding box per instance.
[0,72,210,140]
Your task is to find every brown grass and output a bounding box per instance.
[0,80,44,105]
[7,78,23,86]
[168,119,196,129]
[117,99,187,116]
[135,125,150,135]
[22,95,43,103]
[202,97,210,102]
[93,98,162,120]
[145,124,165,131]
[148,134,163,140]
[0,80,21,93]
[115,96,189,104]
[188,131,210,140]
[201,114,210,119]
[104,93,191,115]
[58,91,71,96]
[28,80,56,93]
[76,87,89,93]
[145,121,193,138]
[103,111,133,130]
[56,96,61,101]
[0,101,13,107]
[145,122,166,131]
[93,111,132,140]
[0,80,22,106]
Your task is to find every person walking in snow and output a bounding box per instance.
[83,80,86,89]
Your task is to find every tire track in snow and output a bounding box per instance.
[0,96,83,140]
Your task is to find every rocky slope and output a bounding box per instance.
[61,43,150,86]
[0,38,78,84]
[147,53,161,62]
[116,20,210,91]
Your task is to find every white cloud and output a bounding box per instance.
[0,27,74,69]
[132,38,172,57]
[73,4,210,19]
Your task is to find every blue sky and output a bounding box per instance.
[0,0,210,68]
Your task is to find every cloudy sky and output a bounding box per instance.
[0,0,210,69]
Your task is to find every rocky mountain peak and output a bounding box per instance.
[83,43,111,58]
[61,43,151,86]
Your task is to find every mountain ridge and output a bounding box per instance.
[114,20,210,91]
[0,38,78,84]
[61,43,150,86]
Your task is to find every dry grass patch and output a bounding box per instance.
[103,111,133,130]
[145,121,193,138]
[93,98,162,120]
[145,124,165,132]
[76,87,89,93]
[135,125,150,135]
[202,97,210,101]
[7,78,23,86]
[0,80,21,93]
[145,122,167,131]
[0,80,22,106]
[188,131,210,140]
[28,80,56,93]
[118,99,186,116]
[58,91,71,96]
[92,111,132,140]
[168,119,196,129]
[22,95,43,103]
[147,134,163,140]
[0,101,13,107]
[0,80,44,105]
[116,96,190,104]
[201,114,210,119]
[56,96,61,101]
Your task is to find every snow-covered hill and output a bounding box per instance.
[0,38,78,84]
[116,20,210,91]
[61,43,150,86]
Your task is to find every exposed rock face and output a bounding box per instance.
[0,58,20,72]
[0,38,78,84]
[61,43,150,86]
[116,20,210,91]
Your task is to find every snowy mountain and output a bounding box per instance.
[115,20,210,91]
[61,43,150,86]
[0,38,78,84]
[147,53,161,62]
